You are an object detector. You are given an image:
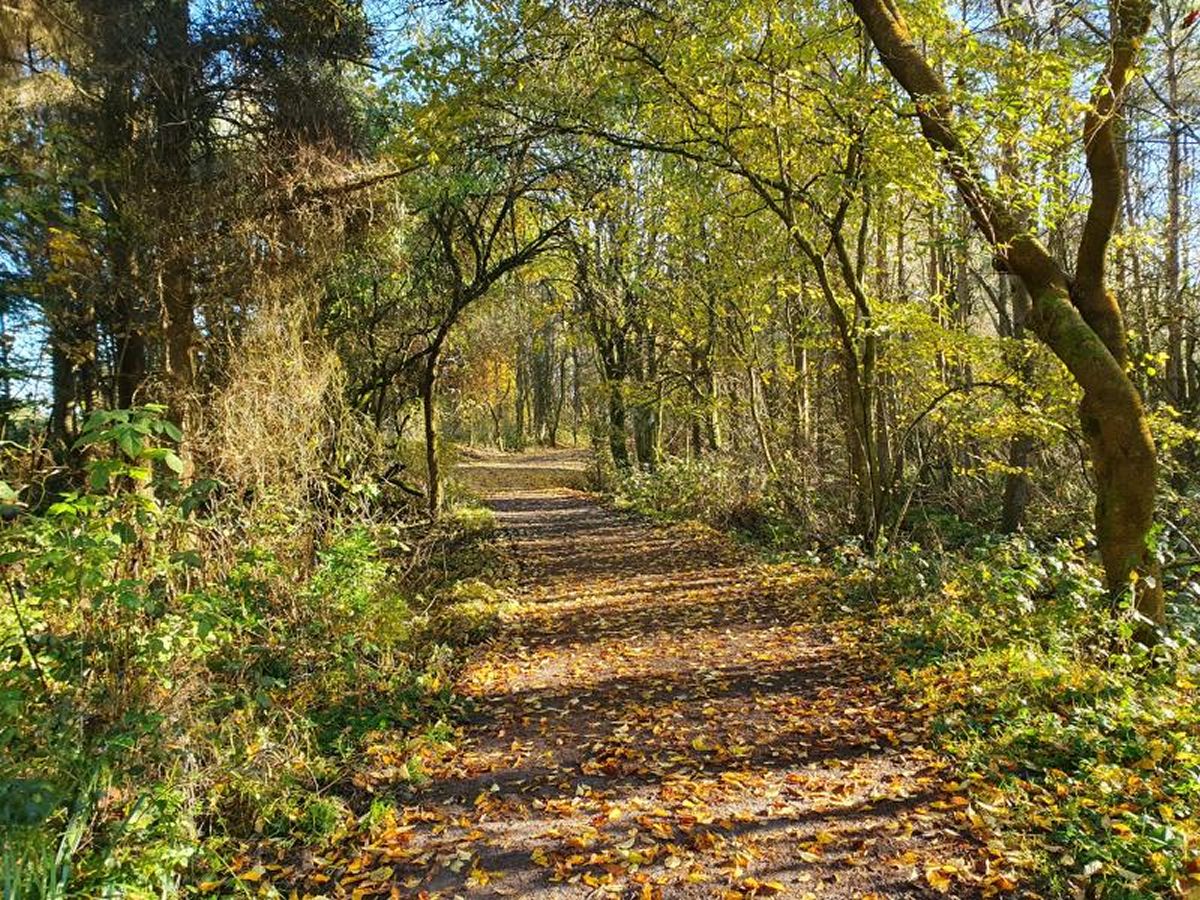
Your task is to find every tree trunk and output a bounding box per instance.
[704,300,721,452]
[94,2,144,411]
[489,378,504,449]
[1000,433,1034,533]
[571,346,582,445]
[115,309,146,409]
[631,328,659,471]
[793,227,881,549]
[608,380,629,468]
[1164,26,1185,407]
[48,322,73,446]
[531,319,555,443]
[422,362,440,518]
[748,366,779,479]
[152,0,196,432]
[549,353,566,446]
[515,341,528,449]
[843,375,878,549]
[999,279,1035,533]
[851,0,1163,627]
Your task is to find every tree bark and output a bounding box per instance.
[515,339,528,449]
[1000,280,1035,533]
[571,346,582,445]
[850,0,1163,625]
[422,360,440,518]
[631,327,659,471]
[1164,22,1185,407]
[550,352,566,446]
[608,380,629,468]
[748,365,779,479]
[1000,433,1034,533]
[92,1,144,410]
[151,0,197,430]
[704,299,721,452]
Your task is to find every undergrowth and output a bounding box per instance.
[838,538,1200,899]
[614,458,807,549]
[0,408,509,897]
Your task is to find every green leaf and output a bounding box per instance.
[172,550,203,569]
[162,451,185,474]
[90,465,111,492]
[118,429,142,459]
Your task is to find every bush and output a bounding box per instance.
[616,457,802,546]
[0,408,508,896]
[839,536,1200,899]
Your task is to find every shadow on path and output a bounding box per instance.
[307,452,990,899]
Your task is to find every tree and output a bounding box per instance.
[410,145,568,514]
[850,0,1164,625]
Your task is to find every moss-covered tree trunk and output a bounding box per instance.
[851,0,1164,627]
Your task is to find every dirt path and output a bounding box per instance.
[339,453,989,898]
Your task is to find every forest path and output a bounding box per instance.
[347,451,987,898]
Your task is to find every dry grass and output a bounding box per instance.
[201,301,367,509]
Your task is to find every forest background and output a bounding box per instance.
[1,0,1200,895]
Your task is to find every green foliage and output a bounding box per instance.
[442,502,496,539]
[616,458,804,548]
[838,537,1200,898]
[0,409,507,896]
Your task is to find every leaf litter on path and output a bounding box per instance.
[274,460,1014,899]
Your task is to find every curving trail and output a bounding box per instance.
[327,451,990,898]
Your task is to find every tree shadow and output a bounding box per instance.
[309,485,984,898]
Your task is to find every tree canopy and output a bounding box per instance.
[2,0,1200,895]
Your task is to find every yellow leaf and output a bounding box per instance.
[368,865,394,882]
[926,866,954,893]
[984,872,1019,892]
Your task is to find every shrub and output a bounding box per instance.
[617,457,787,542]
[0,408,507,896]
[840,536,1200,898]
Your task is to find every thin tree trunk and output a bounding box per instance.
[571,346,582,446]
[748,366,779,478]
[1164,26,1185,406]
[422,362,440,517]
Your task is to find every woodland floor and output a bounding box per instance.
[313,450,993,899]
